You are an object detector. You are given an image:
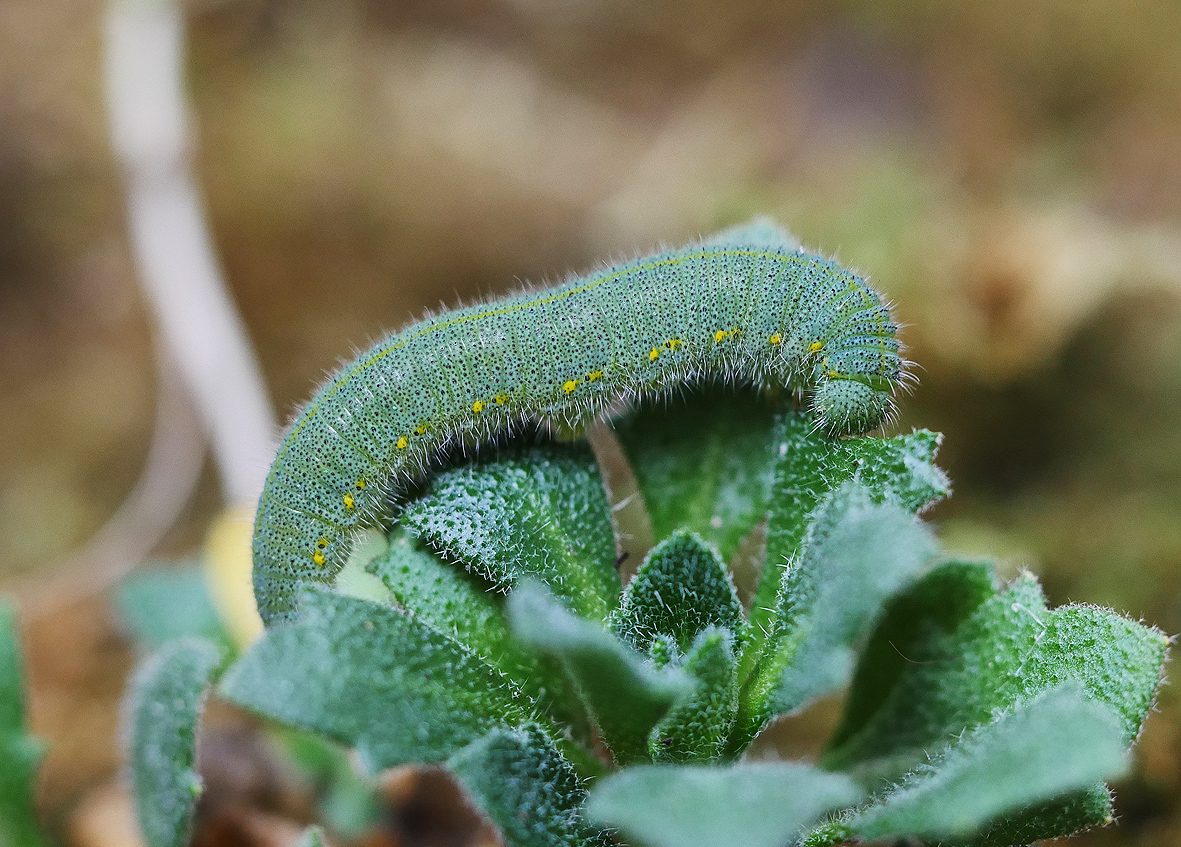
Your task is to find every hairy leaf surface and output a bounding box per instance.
[609,530,743,655]
[851,686,1127,842]
[368,528,576,721]
[820,562,1168,844]
[221,589,540,771]
[587,761,858,847]
[825,568,1168,773]
[647,627,739,763]
[736,484,936,747]
[509,582,690,764]
[402,444,619,621]
[747,415,948,659]
[449,725,611,847]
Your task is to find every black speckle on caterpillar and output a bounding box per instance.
[253,218,907,624]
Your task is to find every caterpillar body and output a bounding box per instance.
[253,219,905,624]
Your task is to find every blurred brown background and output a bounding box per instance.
[1,1,1179,845]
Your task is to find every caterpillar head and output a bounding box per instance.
[811,376,891,436]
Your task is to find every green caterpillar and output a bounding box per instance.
[253,219,905,624]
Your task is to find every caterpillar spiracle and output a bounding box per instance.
[253,218,907,624]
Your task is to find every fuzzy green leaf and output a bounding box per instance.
[508,582,691,764]
[124,637,222,847]
[825,568,1168,775]
[220,589,537,771]
[617,387,779,561]
[609,530,744,655]
[851,686,1126,842]
[367,529,576,721]
[803,786,1115,847]
[824,559,998,759]
[0,600,50,847]
[747,414,948,659]
[647,627,739,763]
[448,724,611,847]
[366,528,512,658]
[946,784,1115,847]
[586,762,858,847]
[117,564,232,652]
[401,444,620,620]
[736,484,936,747]
[820,563,1167,845]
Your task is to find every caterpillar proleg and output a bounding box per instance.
[253,219,905,624]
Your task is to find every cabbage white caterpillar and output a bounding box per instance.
[253,220,904,624]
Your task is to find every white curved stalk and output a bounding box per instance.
[105,0,277,505]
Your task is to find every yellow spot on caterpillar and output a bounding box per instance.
[471,399,485,413]
[649,347,660,361]
[713,329,727,343]
[316,537,329,549]
[562,379,579,394]
[808,340,824,353]
[355,478,367,489]
[586,370,603,382]
[312,550,326,566]
[768,332,782,345]
[827,369,841,379]
[343,493,356,510]
[396,436,409,450]
[666,338,683,350]
[415,423,428,435]
[494,393,508,405]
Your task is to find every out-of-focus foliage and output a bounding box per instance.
[116,564,231,653]
[0,600,50,847]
